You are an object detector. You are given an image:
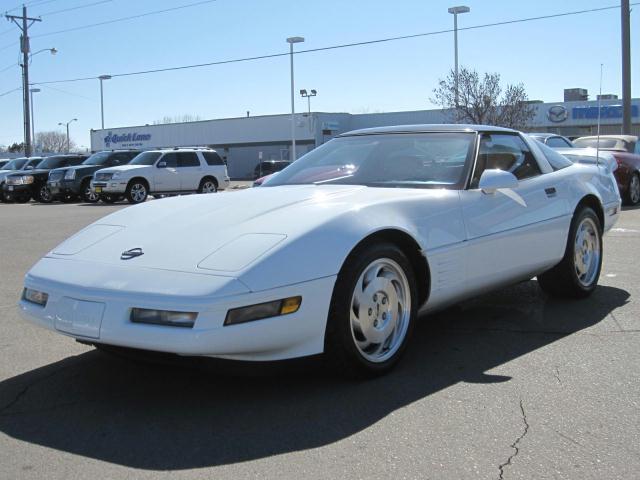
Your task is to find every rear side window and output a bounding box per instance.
[546,136,573,148]
[178,152,200,167]
[203,151,224,165]
[536,142,573,170]
[68,157,85,166]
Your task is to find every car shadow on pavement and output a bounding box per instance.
[0,281,629,470]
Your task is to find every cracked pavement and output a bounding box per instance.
[1,202,640,480]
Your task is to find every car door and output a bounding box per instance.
[461,133,570,293]
[176,152,203,191]
[153,153,180,192]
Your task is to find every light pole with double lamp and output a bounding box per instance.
[299,89,317,115]
[447,5,470,106]
[98,75,112,130]
[29,88,40,150]
[286,36,304,161]
[58,118,77,153]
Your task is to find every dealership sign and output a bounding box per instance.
[104,131,152,148]
[572,105,639,120]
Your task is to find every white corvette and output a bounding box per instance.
[19,125,621,376]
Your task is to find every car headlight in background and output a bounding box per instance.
[6,175,34,185]
[224,296,301,326]
[130,308,197,328]
[22,288,49,307]
[64,169,76,180]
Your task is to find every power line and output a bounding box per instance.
[37,0,113,17]
[30,2,639,86]
[32,0,218,38]
[5,0,60,15]
[41,83,96,101]
[0,86,21,98]
[0,61,19,74]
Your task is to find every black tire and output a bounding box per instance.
[198,177,218,194]
[125,180,148,204]
[36,185,52,203]
[624,172,640,206]
[100,194,118,204]
[81,179,99,203]
[538,207,602,298]
[324,242,418,378]
[0,183,7,203]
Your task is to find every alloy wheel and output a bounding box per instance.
[131,184,147,203]
[574,217,601,287]
[630,175,640,204]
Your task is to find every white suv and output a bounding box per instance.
[91,148,230,204]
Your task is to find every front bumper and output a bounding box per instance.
[48,179,80,197]
[2,183,32,200]
[91,180,128,194]
[19,257,335,361]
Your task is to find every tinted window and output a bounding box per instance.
[159,153,178,168]
[26,159,42,168]
[36,156,68,169]
[546,137,573,148]
[203,151,225,166]
[130,152,162,165]
[83,152,111,166]
[472,134,541,187]
[2,158,27,170]
[67,157,86,167]
[177,152,200,167]
[110,152,134,165]
[267,132,475,189]
[537,142,573,170]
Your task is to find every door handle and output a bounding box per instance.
[545,187,557,198]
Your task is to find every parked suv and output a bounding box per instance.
[91,148,230,204]
[48,150,139,203]
[0,157,43,202]
[3,155,87,203]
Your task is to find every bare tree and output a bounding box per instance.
[153,114,202,125]
[432,67,536,130]
[35,131,75,153]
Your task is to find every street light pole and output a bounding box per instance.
[58,118,77,153]
[621,0,631,134]
[29,88,40,150]
[99,75,112,130]
[300,89,317,116]
[448,6,470,107]
[286,36,304,162]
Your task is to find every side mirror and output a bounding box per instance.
[478,169,518,194]
[157,161,167,168]
[25,165,34,170]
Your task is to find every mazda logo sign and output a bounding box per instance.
[547,105,568,123]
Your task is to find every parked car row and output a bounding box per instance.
[0,147,231,204]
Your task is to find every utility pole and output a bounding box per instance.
[6,6,41,157]
[621,0,632,134]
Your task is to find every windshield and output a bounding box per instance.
[266,132,475,189]
[82,151,111,166]
[130,151,161,165]
[1,158,27,170]
[35,156,67,170]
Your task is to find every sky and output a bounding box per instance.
[0,0,637,149]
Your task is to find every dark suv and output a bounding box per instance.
[253,160,291,179]
[3,154,88,203]
[48,150,139,202]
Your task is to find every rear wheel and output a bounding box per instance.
[324,242,417,378]
[81,179,99,203]
[625,172,640,206]
[198,177,218,194]
[538,207,602,298]
[126,180,148,204]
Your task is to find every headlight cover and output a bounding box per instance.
[22,288,49,307]
[7,175,33,185]
[224,296,301,326]
[111,172,121,180]
[130,308,197,328]
[64,169,76,180]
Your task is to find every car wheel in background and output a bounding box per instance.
[126,180,148,204]
[36,185,53,203]
[198,177,218,194]
[625,172,640,206]
[81,180,99,203]
[324,242,417,378]
[100,194,118,204]
[538,206,602,298]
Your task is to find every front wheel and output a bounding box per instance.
[625,172,640,206]
[324,243,417,378]
[126,181,148,204]
[538,207,602,298]
[36,185,52,203]
[81,180,99,203]
[198,178,218,194]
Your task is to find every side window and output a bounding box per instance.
[471,134,542,187]
[177,152,200,168]
[536,142,573,170]
[159,153,178,168]
[203,151,224,166]
[127,152,140,161]
[70,157,85,166]
[546,137,572,148]
[110,153,132,165]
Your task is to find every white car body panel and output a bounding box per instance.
[19,128,621,362]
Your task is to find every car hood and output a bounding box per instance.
[96,165,149,174]
[0,170,21,181]
[42,185,460,291]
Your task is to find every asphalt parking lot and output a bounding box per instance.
[1,199,639,480]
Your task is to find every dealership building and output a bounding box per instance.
[90,95,640,179]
